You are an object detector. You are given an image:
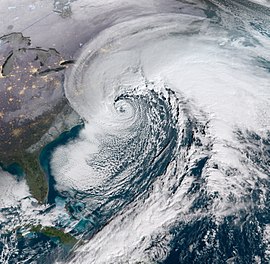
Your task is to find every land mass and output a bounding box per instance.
[0,32,80,203]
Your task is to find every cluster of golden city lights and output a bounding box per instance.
[0,52,68,147]
[12,127,23,137]
[0,111,28,141]
[0,53,66,119]
[0,71,58,139]
[0,62,63,107]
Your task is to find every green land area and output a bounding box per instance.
[30,225,78,246]
[1,151,48,203]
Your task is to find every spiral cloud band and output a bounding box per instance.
[48,8,270,264]
[0,0,269,263]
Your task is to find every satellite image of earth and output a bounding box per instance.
[0,0,269,263]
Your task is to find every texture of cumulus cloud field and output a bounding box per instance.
[0,0,270,263]
[54,13,269,191]
[51,9,269,264]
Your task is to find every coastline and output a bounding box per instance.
[39,123,84,204]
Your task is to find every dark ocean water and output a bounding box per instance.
[0,162,24,179]
[0,0,270,263]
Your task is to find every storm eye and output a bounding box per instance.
[114,99,127,113]
[1,1,270,263]
[118,105,125,113]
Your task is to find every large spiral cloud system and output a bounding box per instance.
[45,2,270,262]
[0,0,269,263]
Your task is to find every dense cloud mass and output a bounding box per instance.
[0,0,270,263]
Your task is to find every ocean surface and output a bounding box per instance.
[0,0,270,263]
